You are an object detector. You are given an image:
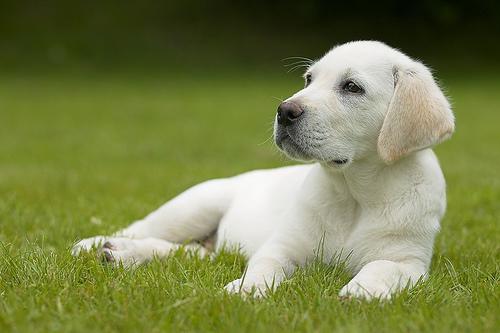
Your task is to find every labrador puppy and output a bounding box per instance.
[72,41,454,300]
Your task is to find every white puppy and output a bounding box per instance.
[73,41,454,300]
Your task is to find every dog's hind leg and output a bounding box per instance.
[98,237,209,267]
[72,178,235,256]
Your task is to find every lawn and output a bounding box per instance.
[0,69,498,332]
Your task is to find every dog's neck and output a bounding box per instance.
[320,153,405,204]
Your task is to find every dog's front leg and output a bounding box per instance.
[224,251,296,298]
[224,230,310,297]
[339,259,427,300]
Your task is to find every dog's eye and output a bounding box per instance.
[342,81,363,94]
[305,74,312,87]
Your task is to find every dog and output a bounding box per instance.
[72,41,454,300]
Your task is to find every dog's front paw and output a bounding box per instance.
[100,238,146,268]
[224,278,245,294]
[71,236,107,256]
[339,279,393,300]
[224,278,269,298]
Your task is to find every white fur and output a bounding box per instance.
[72,41,453,300]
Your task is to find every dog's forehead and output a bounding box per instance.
[312,41,400,75]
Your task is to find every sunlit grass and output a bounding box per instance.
[0,70,498,332]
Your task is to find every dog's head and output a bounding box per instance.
[274,41,454,168]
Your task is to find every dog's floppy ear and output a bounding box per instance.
[377,64,454,164]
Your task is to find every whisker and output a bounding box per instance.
[271,96,285,103]
[282,56,314,73]
[258,134,274,146]
[287,64,311,73]
[283,60,312,68]
[257,122,276,146]
[282,56,314,63]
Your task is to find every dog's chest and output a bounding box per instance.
[306,193,360,258]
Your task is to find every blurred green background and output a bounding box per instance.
[1,2,499,332]
[1,0,499,72]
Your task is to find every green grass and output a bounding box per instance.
[0,70,498,332]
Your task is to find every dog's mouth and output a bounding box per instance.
[276,135,309,160]
[275,130,312,161]
[329,158,351,169]
[332,159,349,165]
[275,130,351,167]
[275,128,354,169]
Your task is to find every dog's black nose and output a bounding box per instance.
[277,102,304,126]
